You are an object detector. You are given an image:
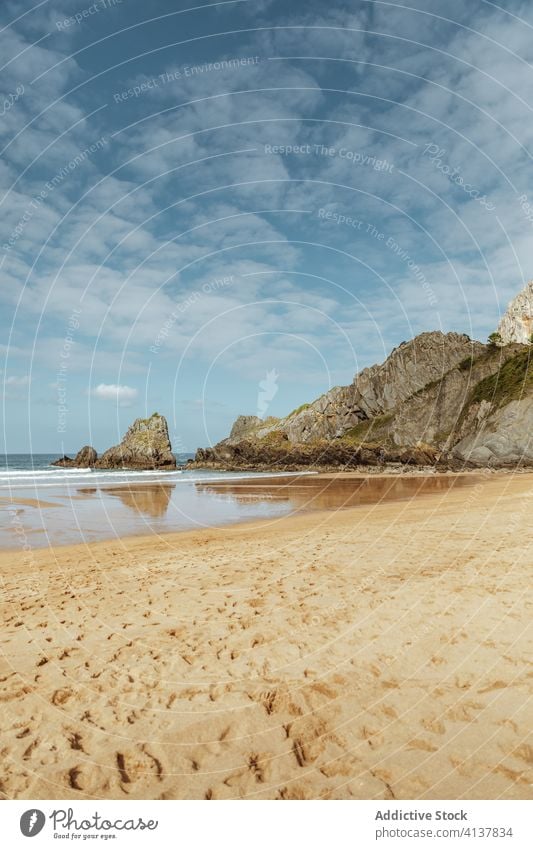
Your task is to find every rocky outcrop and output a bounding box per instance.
[54,416,177,471]
[497,280,533,344]
[351,343,526,450]
[193,437,442,472]
[452,398,533,465]
[52,445,97,468]
[75,445,98,467]
[191,331,533,471]
[229,415,263,440]
[349,331,481,418]
[292,332,474,444]
[95,413,176,470]
[221,332,480,447]
[451,347,533,464]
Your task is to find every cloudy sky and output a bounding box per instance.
[1,0,533,452]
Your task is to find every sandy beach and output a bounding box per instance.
[1,471,532,800]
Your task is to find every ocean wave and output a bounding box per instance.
[0,469,315,489]
[0,468,184,484]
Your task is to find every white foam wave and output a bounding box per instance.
[0,469,315,489]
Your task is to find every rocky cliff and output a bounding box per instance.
[191,333,532,470]
[497,280,533,344]
[96,413,176,470]
[452,348,533,464]
[219,332,479,447]
[281,331,482,443]
[345,343,527,450]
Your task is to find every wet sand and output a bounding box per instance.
[0,496,58,509]
[0,471,532,800]
[197,470,485,512]
[0,469,485,549]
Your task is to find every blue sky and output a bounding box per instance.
[2,0,533,452]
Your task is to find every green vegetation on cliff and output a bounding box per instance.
[258,430,289,445]
[287,402,310,418]
[343,413,394,443]
[468,349,533,408]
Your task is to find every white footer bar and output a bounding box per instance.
[4,799,532,848]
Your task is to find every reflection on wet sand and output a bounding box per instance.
[0,473,487,549]
[196,473,485,512]
[100,484,175,518]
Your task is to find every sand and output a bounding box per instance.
[0,496,58,509]
[1,471,532,800]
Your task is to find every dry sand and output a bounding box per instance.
[1,471,532,800]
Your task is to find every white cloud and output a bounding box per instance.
[91,383,138,405]
[1,373,31,400]
[5,374,30,386]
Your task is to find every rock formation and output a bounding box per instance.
[190,332,533,471]
[54,414,177,471]
[52,445,97,468]
[95,413,176,470]
[348,343,525,450]
[451,348,533,464]
[198,331,482,450]
[193,438,441,472]
[279,331,481,443]
[497,280,533,344]
[229,415,263,440]
[452,397,533,465]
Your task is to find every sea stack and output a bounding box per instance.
[95,412,176,470]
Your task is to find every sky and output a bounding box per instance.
[2,0,533,453]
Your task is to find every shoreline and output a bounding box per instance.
[0,467,502,554]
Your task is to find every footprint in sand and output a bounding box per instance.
[422,717,446,735]
[52,688,73,706]
[114,748,164,793]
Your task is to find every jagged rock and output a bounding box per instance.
[188,438,440,472]
[282,385,362,443]
[192,329,533,470]
[350,331,480,417]
[451,347,533,464]
[280,332,478,444]
[497,280,533,344]
[361,343,525,449]
[52,445,97,468]
[75,445,98,467]
[52,455,75,468]
[229,415,263,440]
[221,332,480,446]
[452,397,533,465]
[95,413,176,470]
